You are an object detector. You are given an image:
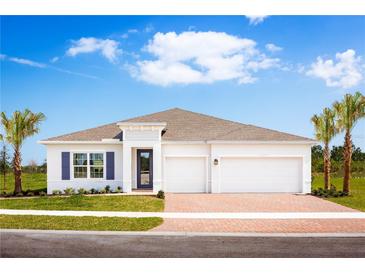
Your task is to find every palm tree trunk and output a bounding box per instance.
[343,131,352,193]
[323,143,330,190]
[13,147,22,194]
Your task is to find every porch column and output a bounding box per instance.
[122,143,132,193]
[153,142,162,193]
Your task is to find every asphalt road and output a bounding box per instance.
[1,230,365,258]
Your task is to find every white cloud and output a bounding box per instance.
[306,49,363,88]
[265,43,283,52]
[50,67,100,80]
[2,53,99,80]
[8,57,46,68]
[128,29,138,33]
[246,16,268,25]
[128,31,280,86]
[50,56,59,63]
[66,37,120,63]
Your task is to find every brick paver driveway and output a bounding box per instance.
[164,193,357,212]
[153,194,365,233]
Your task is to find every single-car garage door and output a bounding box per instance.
[165,157,207,192]
[220,157,302,193]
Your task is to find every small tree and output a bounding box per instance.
[0,109,46,194]
[311,108,338,189]
[28,159,38,174]
[0,142,11,191]
[40,159,47,174]
[333,91,365,193]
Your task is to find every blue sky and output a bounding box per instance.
[1,16,365,164]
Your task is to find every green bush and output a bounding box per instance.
[115,186,122,193]
[64,188,75,195]
[156,190,165,199]
[90,188,97,194]
[26,191,34,196]
[77,188,87,195]
[105,185,111,193]
[52,190,62,195]
[99,189,106,194]
[39,191,47,196]
[311,186,349,198]
[15,192,24,197]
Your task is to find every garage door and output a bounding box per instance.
[220,157,302,193]
[165,157,206,192]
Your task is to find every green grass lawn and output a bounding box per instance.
[0,195,164,211]
[0,172,46,194]
[0,214,163,231]
[312,175,365,211]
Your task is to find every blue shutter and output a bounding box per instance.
[61,152,70,180]
[106,152,115,180]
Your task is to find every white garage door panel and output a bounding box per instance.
[165,157,206,192]
[220,157,302,193]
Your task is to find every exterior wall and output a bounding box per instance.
[210,144,312,193]
[46,144,123,194]
[161,144,211,192]
[45,142,311,194]
[124,129,160,141]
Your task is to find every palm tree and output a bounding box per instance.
[333,92,365,193]
[311,108,338,190]
[0,109,45,194]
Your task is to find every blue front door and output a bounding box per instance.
[137,149,153,189]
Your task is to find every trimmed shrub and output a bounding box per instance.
[105,185,111,193]
[15,192,24,197]
[77,188,87,195]
[26,192,35,196]
[64,188,75,195]
[39,191,47,196]
[52,190,62,195]
[311,187,349,198]
[156,190,165,199]
[99,189,106,194]
[115,186,122,193]
[90,188,97,194]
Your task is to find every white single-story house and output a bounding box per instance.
[39,108,315,194]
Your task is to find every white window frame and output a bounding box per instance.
[71,151,106,181]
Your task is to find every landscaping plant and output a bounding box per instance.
[333,92,365,193]
[311,108,338,189]
[0,109,45,194]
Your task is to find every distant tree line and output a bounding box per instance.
[312,144,365,175]
[0,145,47,174]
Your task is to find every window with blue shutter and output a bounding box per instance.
[61,152,70,180]
[106,152,115,180]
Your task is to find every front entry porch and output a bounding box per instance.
[122,142,162,194]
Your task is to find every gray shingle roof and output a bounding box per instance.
[43,108,314,142]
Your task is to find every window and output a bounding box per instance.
[72,152,104,179]
[90,153,104,178]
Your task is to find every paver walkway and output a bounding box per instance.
[1,209,364,219]
[164,193,357,212]
[152,218,365,233]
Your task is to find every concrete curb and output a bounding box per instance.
[1,209,365,219]
[1,229,365,237]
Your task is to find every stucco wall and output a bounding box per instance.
[46,144,123,194]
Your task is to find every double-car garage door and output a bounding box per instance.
[164,156,302,193]
[220,157,302,193]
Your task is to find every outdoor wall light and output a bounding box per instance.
[213,158,219,165]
